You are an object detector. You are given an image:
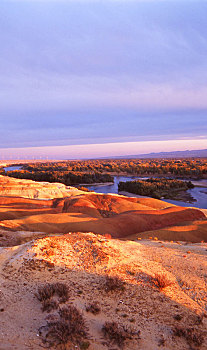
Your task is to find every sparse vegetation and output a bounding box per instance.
[86,301,101,315]
[102,321,140,348]
[80,341,90,349]
[104,275,126,292]
[158,335,165,346]
[36,283,55,302]
[173,326,204,347]
[37,282,69,301]
[35,282,70,310]
[41,299,59,313]
[53,282,70,303]
[173,314,183,321]
[153,273,173,290]
[39,305,88,349]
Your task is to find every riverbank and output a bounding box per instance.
[77,181,114,187]
[84,175,207,209]
[107,171,207,181]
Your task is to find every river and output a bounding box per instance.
[4,165,22,172]
[84,175,207,209]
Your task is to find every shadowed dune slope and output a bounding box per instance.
[0,200,205,239]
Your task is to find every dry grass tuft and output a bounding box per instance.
[52,282,70,303]
[173,326,204,347]
[35,283,55,302]
[39,305,88,349]
[104,276,125,293]
[153,273,173,290]
[35,282,69,304]
[86,301,101,315]
[102,321,140,348]
[41,299,59,313]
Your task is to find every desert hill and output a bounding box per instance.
[0,175,206,243]
[0,175,206,349]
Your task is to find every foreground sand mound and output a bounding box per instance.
[0,233,206,349]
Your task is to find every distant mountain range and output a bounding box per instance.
[113,149,207,159]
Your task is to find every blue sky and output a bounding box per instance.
[0,0,207,159]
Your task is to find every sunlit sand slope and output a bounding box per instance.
[0,175,85,199]
[0,233,206,349]
[129,220,207,243]
[0,176,205,242]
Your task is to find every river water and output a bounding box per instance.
[4,165,22,172]
[85,175,207,209]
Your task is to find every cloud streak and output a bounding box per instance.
[0,0,206,156]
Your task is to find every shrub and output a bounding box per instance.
[102,321,140,348]
[52,282,70,303]
[80,341,90,349]
[153,273,173,290]
[86,301,101,315]
[104,276,125,293]
[35,284,55,302]
[174,326,204,347]
[59,305,87,337]
[173,314,183,321]
[44,319,70,347]
[40,305,87,348]
[41,299,59,313]
[35,282,69,304]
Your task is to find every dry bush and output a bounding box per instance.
[153,273,173,290]
[174,326,204,347]
[86,301,101,315]
[173,314,183,321]
[35,282,69,304]
[36,283,55,302]
[41,299,59,313]
[40,305,87,348]
[102,321,140,348]
[104,276,125,293]
[52,282,70,303]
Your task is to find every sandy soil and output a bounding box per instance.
[0,190,205,242]
[0,233,206,350]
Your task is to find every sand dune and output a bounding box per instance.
[0,195,205,240]
[0,176,206,243]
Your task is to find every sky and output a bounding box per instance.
[0,0,207,159]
